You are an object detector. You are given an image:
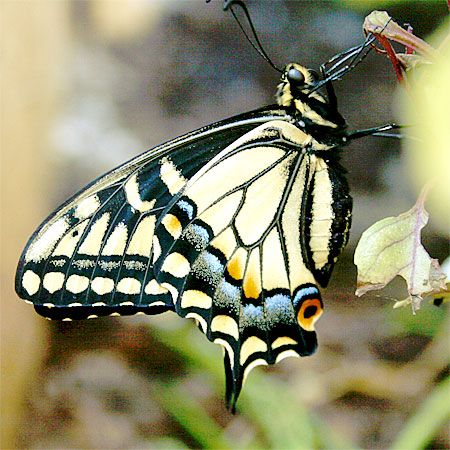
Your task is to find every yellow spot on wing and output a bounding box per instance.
[22,270,41,295]
[161,214,182,239]
[161,252,190,278]
[144,279,168,295]
[152,236,161,262]
[160,157,187,195]
[124,174,156,212]
[126,216,155,257]
[181,290,212,309]
[74,195,100,220]
[116,278,141,294]
[66,274,89,294]
[272,336,297,349]
[243,248,261,299]
[102,222,128,256]
[211,315,239,340]
[78,213,110,256]
[91,277,114,295]
[227,247,247,281]
[43,272,65,293]
[25,217,69,263]
[240,336,268,365]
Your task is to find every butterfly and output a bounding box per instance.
[15,1,398,411]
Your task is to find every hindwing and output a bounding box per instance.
[151,120,345,409]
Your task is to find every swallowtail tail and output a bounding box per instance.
[15,2,394,411]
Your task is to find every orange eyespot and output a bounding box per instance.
[297,298,323,331]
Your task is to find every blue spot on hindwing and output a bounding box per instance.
[265,293,294,325]
[293,285,320,307]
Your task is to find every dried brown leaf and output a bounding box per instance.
[363,11,437,60]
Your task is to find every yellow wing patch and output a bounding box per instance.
[227,247,247,281]
[243,248,261,299]
[161,213,183,239]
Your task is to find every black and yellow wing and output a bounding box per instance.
[16,106,286,318]
[150,119,351,408]
[15,105,351,410]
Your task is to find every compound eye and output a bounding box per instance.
[287,68,305,85]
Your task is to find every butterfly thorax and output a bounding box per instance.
[276,63,347,150]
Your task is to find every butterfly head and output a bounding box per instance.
[277,63,321,104]
[277,62,346,132]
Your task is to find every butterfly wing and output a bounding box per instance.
[15,108,352,411]
[150,119,346,409]
[15,106,290,320]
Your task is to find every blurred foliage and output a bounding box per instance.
[391,376,450,450]
[401,18,450,236]
[337,0,447,9]
[151,321,356,449]
[150,315,449,449]
[388,302,446,337]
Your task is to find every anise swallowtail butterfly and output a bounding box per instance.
[15,1,398,411]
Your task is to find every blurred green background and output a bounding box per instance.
[1,1,449,449]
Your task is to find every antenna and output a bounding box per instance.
[208,0,283,73]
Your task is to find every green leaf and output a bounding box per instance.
[239,373,315,450]
[150,319,357,450]
[354,185,447,313]
[154,380,232,450]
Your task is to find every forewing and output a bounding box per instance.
[16,107,289,320]
[152,120,325,409]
